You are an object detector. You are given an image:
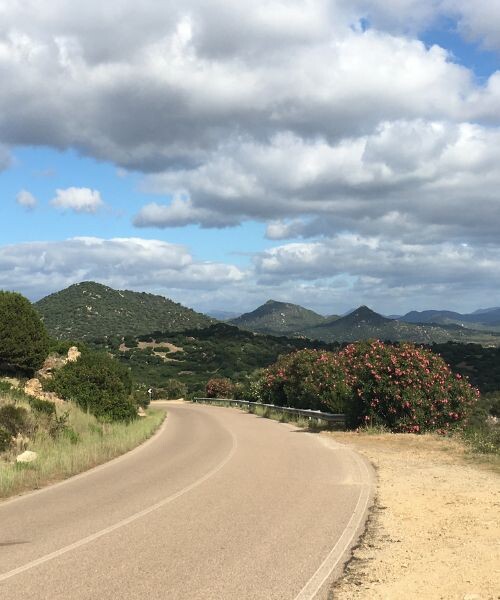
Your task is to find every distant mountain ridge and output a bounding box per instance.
[232,302,500,345]
[303,306,473,344]
[229,299,331,335]
[33,282,500,346]
[35,281,214,340]
[400,308,500,330]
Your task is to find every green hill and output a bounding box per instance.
[229,299,330,335]
[35,281,214,340]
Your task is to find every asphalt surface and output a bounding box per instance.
[0,402,374,599]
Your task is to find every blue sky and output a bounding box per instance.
[1,1,499,316]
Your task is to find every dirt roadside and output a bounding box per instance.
[324,432,500,600]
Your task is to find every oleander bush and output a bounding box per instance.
[261,341,480,433]
[261,349,349,412]
[337,341,479,432]
[205,377,235,399]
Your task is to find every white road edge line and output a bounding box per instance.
[0,429,238,583]
[294,448,375,600]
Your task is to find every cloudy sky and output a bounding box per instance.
[1,0,499,316]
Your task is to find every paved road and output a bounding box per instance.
[0,402,374,599]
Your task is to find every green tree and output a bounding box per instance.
[0,291,49,374]
[47,351,136,421]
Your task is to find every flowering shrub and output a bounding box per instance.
[337,341,479,432]
[261,349,350,412]
[261,342,479,433]
[205,377,235,399]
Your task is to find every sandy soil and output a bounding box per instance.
[325,432,500,600]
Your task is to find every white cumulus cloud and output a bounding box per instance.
[50,187,104,213]
[0,237,244,300]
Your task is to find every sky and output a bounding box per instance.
[1,0,499,316]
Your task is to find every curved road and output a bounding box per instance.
[0,402,374,599]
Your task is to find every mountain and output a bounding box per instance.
[401,310,464,325]
[472,307,500,315]
[35,281,214,340]
[400,308,500,330]
[229,299,329,335]
[302,306,500,345]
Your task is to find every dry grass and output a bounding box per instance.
[0,400,165,499]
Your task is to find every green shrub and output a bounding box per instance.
[0,291,49,374]
[0,426,11,452]
[161,379,188,400]
[338,341,479,433]
[205,377,235,399]
[131,386,151,408]
[46,352,136,422]
[0,381,13,392]
[29,397,56,416]
[238,370,266,403]
[62,427,80,444]
[0,404,31,436]
[461,425,500,454]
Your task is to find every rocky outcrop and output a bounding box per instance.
[24,346,82,404]
[67,346,81,362]
[23,378,63,404]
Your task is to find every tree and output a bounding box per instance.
[0,291,49,374]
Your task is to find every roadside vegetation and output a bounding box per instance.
[203,341,499,456]
[0,290,166,499]
[0,382,164,498]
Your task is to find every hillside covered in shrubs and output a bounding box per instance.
[36,281,214,340]
[99,323,339,396]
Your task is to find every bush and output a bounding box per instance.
[238,370,267,403]
[338,341,479,432]
[46,352,136,422]
[0,291,49,374]
[205,377,235,399]
[0,426,12,452]
[260,342,480,434]
[131,386,151,408]
[261,349,350,412]
[0,404,31,436]
[29,397,57,416]
[162,379,188,400]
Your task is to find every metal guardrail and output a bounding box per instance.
[193,397,345,425]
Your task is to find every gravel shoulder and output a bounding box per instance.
[325,432,500,600]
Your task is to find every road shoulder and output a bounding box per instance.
[325,432,500,600]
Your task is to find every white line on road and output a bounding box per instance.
[294,447,374,600]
